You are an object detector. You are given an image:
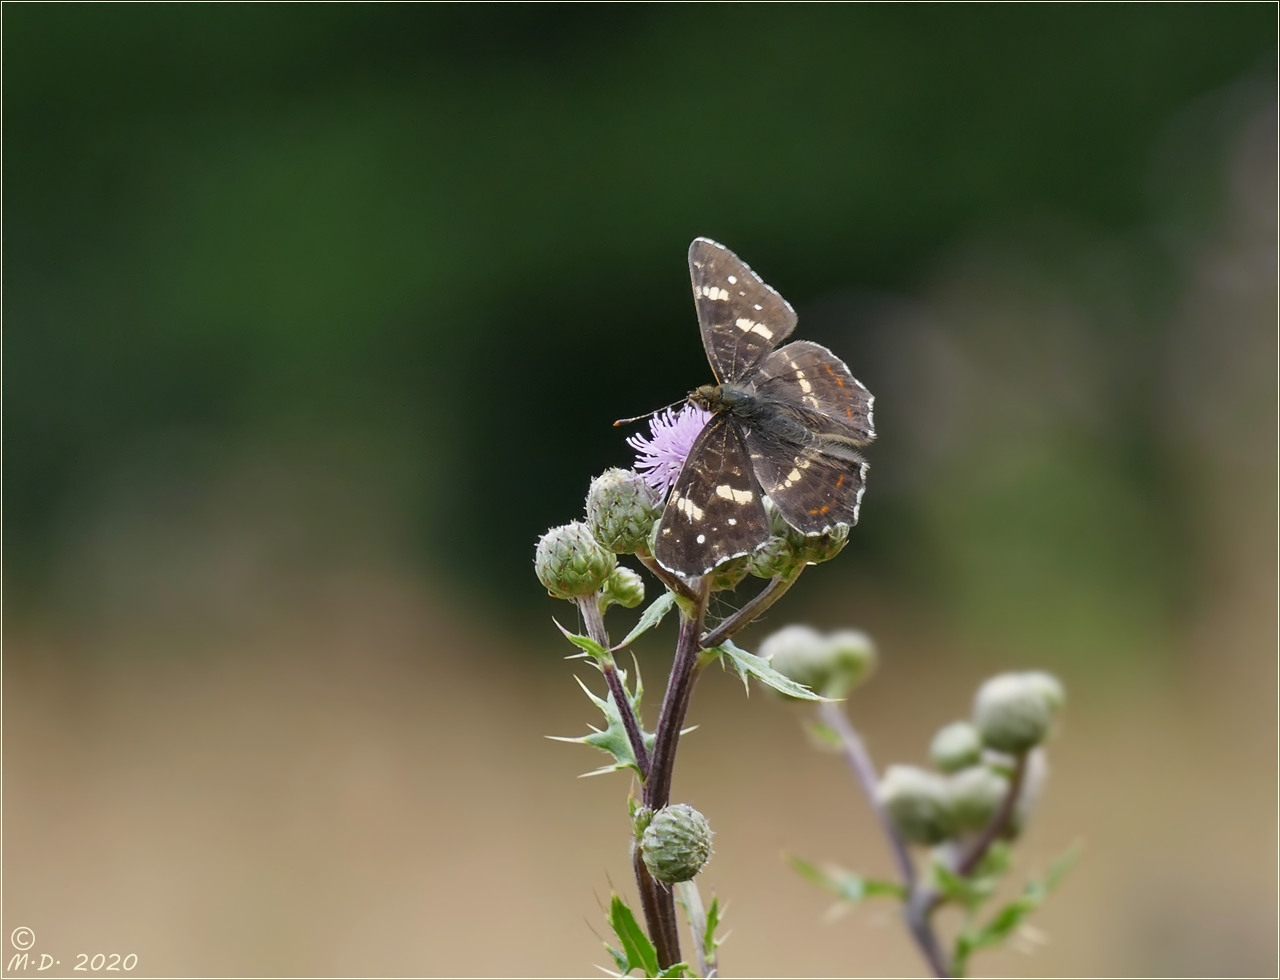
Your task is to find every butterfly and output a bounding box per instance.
[653,238,875,578]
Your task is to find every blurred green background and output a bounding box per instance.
[5,6,1276,978]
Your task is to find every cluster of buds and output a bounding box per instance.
[875,671,1064,846]
[534,468,661,606]
[760,624,877,699]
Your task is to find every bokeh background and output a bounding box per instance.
[5,6,1276,978]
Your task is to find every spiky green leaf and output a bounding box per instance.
[608,893,659,977]
[710,639,825,700]
[554,619,611,662]
[613,593,675,651]
[547,676,653,776]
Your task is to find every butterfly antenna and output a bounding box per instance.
[612,398,686,428]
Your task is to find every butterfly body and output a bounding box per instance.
[653,239,875,578]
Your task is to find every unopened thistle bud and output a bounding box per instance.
[759,625,828,697]
[761,625,875,699]
[824,629,876,695]
[707,553,751,592]
[1022,670,1066,711]
[973,673,1059,754]
[534,522,616,600]
[748,498,849,579]
[586,468,662,555]
[639,803,713,884]
[930,721,983,773]
[877,765,954,846]
[947,765,1010,833]
[602,566,645,610]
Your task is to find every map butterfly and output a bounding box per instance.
[654,238,875,578]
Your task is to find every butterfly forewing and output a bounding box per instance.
[688,237,797,384]
[756,340,876,444]
[654,414,769,576]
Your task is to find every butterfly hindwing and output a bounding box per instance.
[744,429,868,534]
[688,237,797,384]
[654,414,770,576]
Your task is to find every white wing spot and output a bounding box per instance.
[727,518,737,526]
[696,533,706,545]
[700,285,730,302]
[735,318,773,340]
[783,467,804,488]
[753,303,763,311]
[715,484,754,504]
[789,362,813,394]
[675,495,705,521]
[726,275,737,285]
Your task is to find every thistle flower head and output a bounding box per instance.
[627,406,712,496]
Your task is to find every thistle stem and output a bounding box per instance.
[639,580,710,969]
[576,595,650,778]
[819,700,951,978]
[700,568,803,649]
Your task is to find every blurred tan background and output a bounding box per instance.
[5,7,1276,978]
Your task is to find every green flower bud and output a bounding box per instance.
[947,765,1010,833]
[640,803,713,884]
[1022,670,1066,711]
[747,497,849,579]
[758,625,828,698]
[706,553,751,592]
[790,521,850,566]
[877,765,954,845]
[973,673,1056,754]
[586,468,662,555]
[760,625,875,699]
[631,805,655,839]
[930,721,983,773]
[824,629,876,695]
[602,566,645,610]
[534,522,616,599]
[746,531,799,579]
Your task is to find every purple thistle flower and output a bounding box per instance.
[627,405,712,497]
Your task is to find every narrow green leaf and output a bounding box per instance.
[554,619,611,662]
[613,592,675,651]
[1045,841,1082,891]
[609,894,659,978]
[788,854,905,902]
[655,964,691,978]
[712,639,825,701]
[931,860,988,909]
[703,895,721,961]
[960,841,1081,965]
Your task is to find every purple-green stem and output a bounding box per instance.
[586,565,798,972]
[821,700,1030,978]
[576,596,651,776]
[639,585,709,969]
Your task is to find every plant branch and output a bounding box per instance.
[700,568,803,650]
[675,879,717,978]
[820,700,951,979]
[638,578,710,969]
[633,847,680,972]
[576,595,650,778]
